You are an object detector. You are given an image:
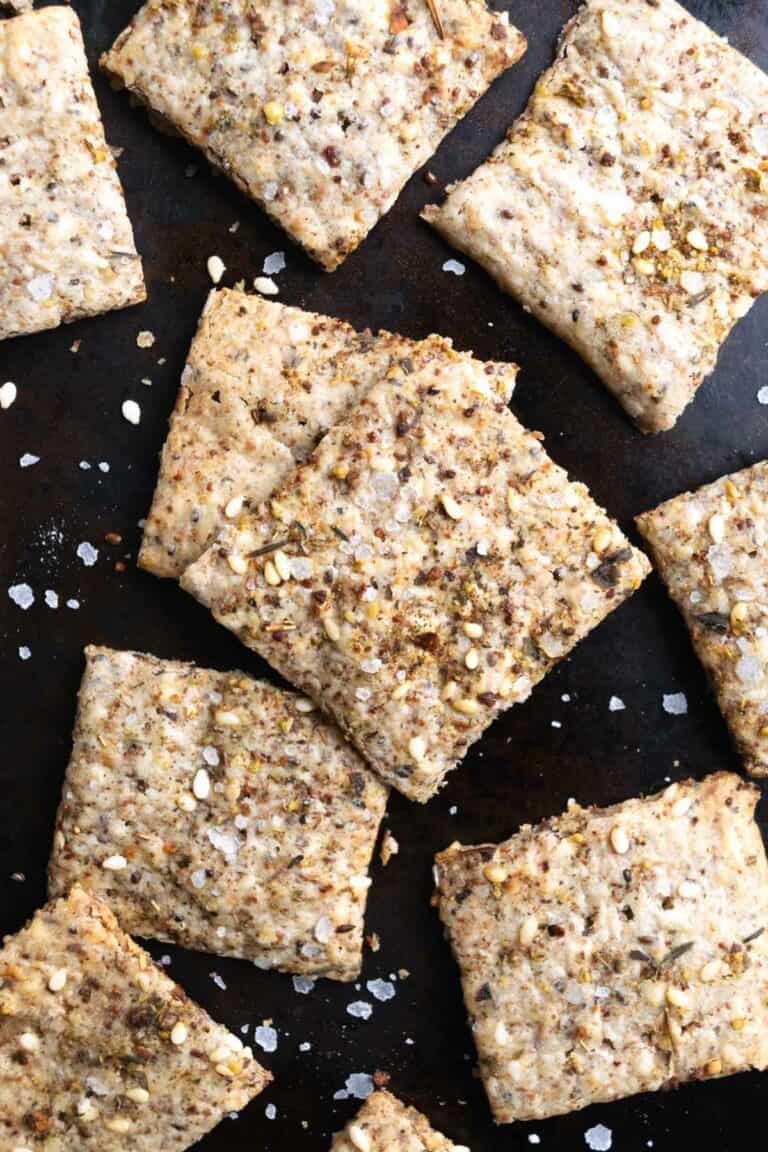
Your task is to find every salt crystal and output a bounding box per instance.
[18,646,31,661]
[263,251,286,276]
[758,386,768,405]
[19,453,39,468]
[8,583,34,610]
[254,1025,278,1053]
[292,975,316,995]
[585,1125,612,1151]
[265,1103,277,1120]
[346,1001,372,1020]
[608,696,625,712]
[442,259,465,275]
[76,542,98,567]
[366,978,395,1002]
[662,692,688,715]
[210,971,227,990]
[27,273,53,301]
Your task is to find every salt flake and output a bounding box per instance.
[608,696,625,712]
[254,1025,278,1053]
[19,453,39,468]
[9,584,34,610]
[346,1001,373,1020]
[585,1125,612,1152]
[662,692,688,715]
[262,251,286,276]
[442,259,465,276]
[76,542,99,567]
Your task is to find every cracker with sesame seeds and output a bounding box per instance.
[0,885,269,1150]
[423,0,768,433]
[180,349,649,802]
[138,289,519,580]
[48,646,388,980]
[331,1090,465,1151]
[0,8,145,343]
[637,460,768,777]
[434,773,768,1123]
[100,0,525,271]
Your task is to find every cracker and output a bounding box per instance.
[0,885,269,1150]
[101,0,525,271]
[181,350,649,801]
[2,1,33,13]
[0,8,145,342]
[139,289,519,579]
[331,1090,464,1151]
[637,460,768,777]
[423,0,768,433]
[48,646,388,980]
[434,773,768,1122]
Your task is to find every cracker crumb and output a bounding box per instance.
[136,330,155,349]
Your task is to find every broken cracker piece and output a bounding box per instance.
[0,8,145,342]
[423,0,768,433]
[0,885,268,1150]
[637,459,768,776]
[331,1090,465,1151]
[101,0,525,270]
[181,347,649,801]
[48,646,388,980]
[434,773,768,1122]
[139,290,518,579]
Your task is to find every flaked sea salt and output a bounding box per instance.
[443,259,466,276]
[346,1001,373,1020]
[19,453,39,468]
[584,1124,612,1151]
[366,978,395,1002]
[8,584,34,610]
[210,971,227,991]
[608,696,625,712]
[254,1025,278,1053]
[263,251,286,276]
[292,975,316,995]
[662,692,688,715]
[18,646,31,661]
[76,542,98,567]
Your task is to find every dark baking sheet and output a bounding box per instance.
[2,0,768,1148]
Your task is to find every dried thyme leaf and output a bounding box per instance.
[629,948,654,965]
[743,927,765,944]
[657,941,695,970]
[424,0,444,38]
[248,538,290,558]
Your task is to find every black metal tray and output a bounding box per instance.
[2,1,767,1148]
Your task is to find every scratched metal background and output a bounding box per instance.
[1,0,767,1148]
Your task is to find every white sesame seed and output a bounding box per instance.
[122,399,141,425]
[700,959,723,983]
[18,1032,39,1052]
[349,874,372,893]
[125,1087,150,1104]
[227,552,248,575]
[215,710,241,727]
[48,968,67,993]
[193,769,211,800]
[170,1022,188,1045]
[465,647,479,670]
[273,549,292,582]
[349,1126,371,1152]
[452,697,479,715]
[102,854,127,871]
[408,736,427,762]
[295,698,315,713]
[104,1116,133,1133]
[224,495,243,519]
[463,620,483,639]
[672,796,692,817]
[632,230,651,255]
[441,493,464,520]
[207,255,226,284]
[686,228,708,251]
[519,915,538,946]
[0,381,17,409]
[254,276,279,295]
[609,825,630,854]
[666,985,689,1009]
[264,559,282,586]
[323,615,341,642]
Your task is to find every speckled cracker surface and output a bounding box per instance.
[423,0,768,433]
[181,350,649,801]
[48,646,388,980]
[101,0,525,270]
[139,290,519,580]
[434,774,768,1122]
[2,1,33,13]
[0,7,145,342]
[637,461,768,777]
[0,885,269,1150]
[331,1090,462,1151]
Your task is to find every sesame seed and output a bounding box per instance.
[666,985,689,1009]
[700,959,722,983]
[207,255,226,284]
[125,1087,150,1104]
[193,769,211,800]
[295,698,315,713]
[632,231,650,255]
[465,647,479,670]
[408,736,427,762]
[102,854,128,871]
[170,1022,188,1045]
[273,549,292,582]
[483,862,506,884]
[452,697,480,715]
[264,559,282,586]
[609,825,630,854]
[104,1116,133,1133]
[519,915,538,946]
[323,615,341,642]
[672,796,691,817]
[227,552,248,575]
[462,621,483,639]
[215,710,241,726]
[224,496,243,519]
[122,399,141,425]
[48,968,67,993]
[349,1126,371,1152]
[441,493,464,520]
[686,228,708,251]
[18,1032,39,1052]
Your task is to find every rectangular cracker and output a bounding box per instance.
[0,8,145,342]
[48,646,388,980]
[423,0,768,433]
[331,1090,462,1151]
[0,885,268,1150]
[434,773,768,1123]
[139,289,519,579]
[181,349,649,802]
[637,460,768,777]
[101,0,525,271]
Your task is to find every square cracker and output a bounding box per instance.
[637,460,768,777]
[423,0,768,433]
[181,348,649,802]
[139,289,519,579]
[331,1090,463,1151]
[48,646,388,980]
[101,0,525,271]
[0,885,268,1150]
[0,7,145,342]
[434,773,768,1123]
